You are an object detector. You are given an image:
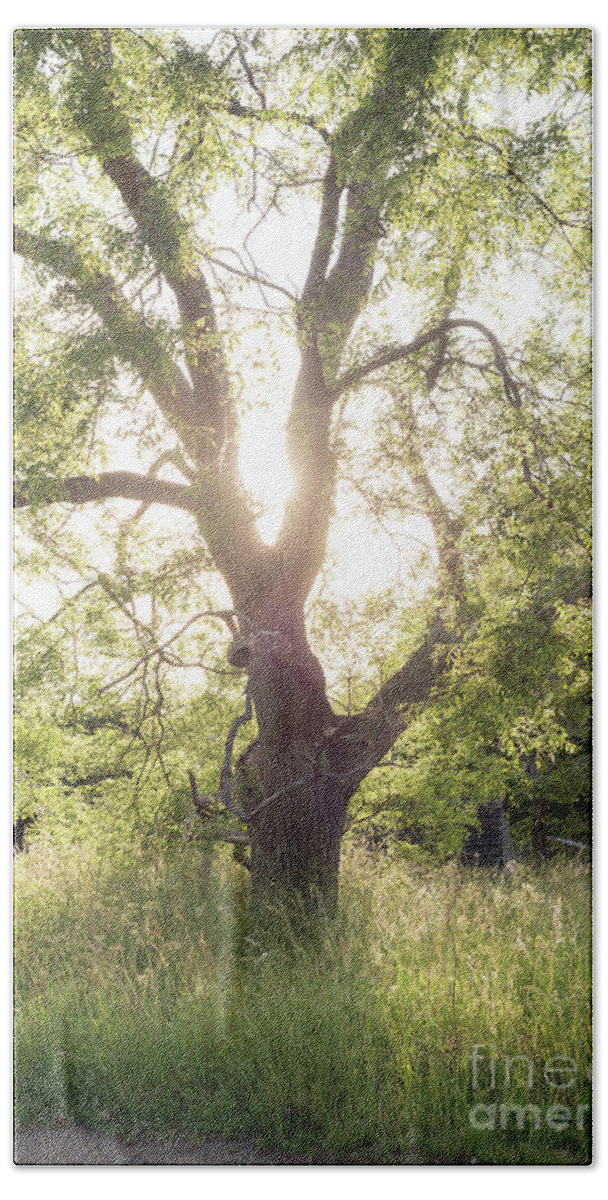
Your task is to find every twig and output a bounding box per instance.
[188,769,211,818]
[203,251,297,301]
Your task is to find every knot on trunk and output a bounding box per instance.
[226,627,297,670]
[226,632,254,669]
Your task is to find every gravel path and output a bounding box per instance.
[13,1124,351,1165]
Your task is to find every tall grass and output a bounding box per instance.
[14,840,592,1164]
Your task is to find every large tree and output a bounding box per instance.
[14,28,591,921]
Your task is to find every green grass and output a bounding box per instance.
[14,840,592,1164]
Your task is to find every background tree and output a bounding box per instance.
[14,28,591,921]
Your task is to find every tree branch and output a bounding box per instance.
[393,392,465,597]
[203,250,297,301]
[233,36,267,110]
[318,180,383,370]
[62,32,270,600]
[14,471,195,512]
[100,151,228,415]
[463,131,590,245]
[321,617,454,800]
[73,30,231,456]
[341,575,591,795]
[14,225,201,445]
[331,324,447,395]
[332,318,524,401]
[365,617,450,735]
[332,317,541,493]
[300,153,341,305]
[218,683,253,821]
[273,36,446,598]
[226,97,329,141]
[276,154,385,597]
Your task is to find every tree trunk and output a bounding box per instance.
[530,807,549,862]
[246,771,347,927]
[229,596,355,929]
[523,756,549,862]
[461,800,515,869]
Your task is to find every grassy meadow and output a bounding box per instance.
[14,842,592,1164]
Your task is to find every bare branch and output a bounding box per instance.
[218,683,254,821]
[226,97,329,141]
[98,610,235,694]
[233,36,267,110]
[203,251,297,301]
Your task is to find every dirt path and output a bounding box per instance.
[13,1124,352,1165]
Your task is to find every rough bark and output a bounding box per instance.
[226,598,349,923]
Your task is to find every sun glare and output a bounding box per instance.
[238,408,294,546]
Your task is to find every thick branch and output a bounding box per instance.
[15,233,266,598]
[14,471,195,512]
[365,617,449,735]
[332,324,448,395]
[101,154,227,413]
[14,225,201,442]
[62,33,270,596]
[343,576,591,794]
[300,154,341,305]
[328,618,452,797]
[277,161,384,597]
[319,180,383,368]
[74,31,230,451]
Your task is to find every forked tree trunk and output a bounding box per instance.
[226,594,445,930]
